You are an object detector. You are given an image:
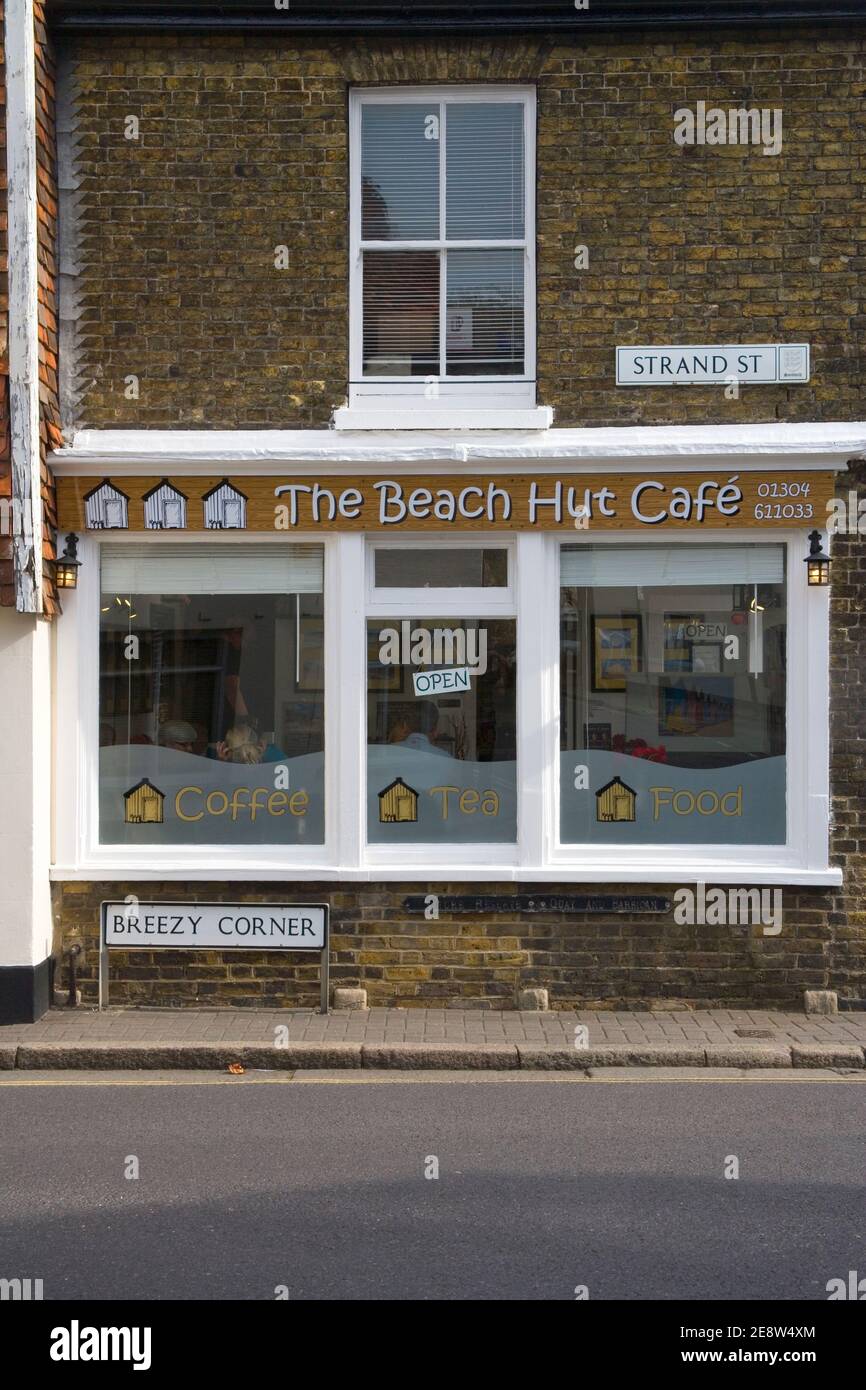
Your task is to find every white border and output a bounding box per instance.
[52,527,838,884]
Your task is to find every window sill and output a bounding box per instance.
[50,862,842,886]
[333,406,554,432]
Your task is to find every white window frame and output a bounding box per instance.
[364,535,518,868]
[53,531,342,880]
[52,528,836,885]
[537,530,833,884]
[343,85,542,429]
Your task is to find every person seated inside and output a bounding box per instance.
[157,719,199,754]
[210,720,286,765]
[389,702,450,757]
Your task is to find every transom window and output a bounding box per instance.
[349,87,536,412]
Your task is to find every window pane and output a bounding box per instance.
[361,104,440,241]
[559,546,787,846]
[446,249,524,376]
[99,552,325,846]
[446,102,525,240]
[367,618,516,844]
[374,549,508,588]
[363,251,440,376]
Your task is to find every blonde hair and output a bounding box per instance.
[224,724,264,764]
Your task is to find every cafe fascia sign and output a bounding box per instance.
[58,470,835,532]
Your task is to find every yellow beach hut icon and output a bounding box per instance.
[596,776,637,824]
[378,777,419,824]
[124,779,166,825]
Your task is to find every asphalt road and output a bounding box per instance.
[1,1073,865,1301]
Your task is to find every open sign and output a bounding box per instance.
[412,668,471,696]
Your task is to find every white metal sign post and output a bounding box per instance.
[100,902,331,1014]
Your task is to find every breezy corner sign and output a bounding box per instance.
[100,901,330,1012]
[616,344,810,385]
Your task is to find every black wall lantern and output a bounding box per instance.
[56,533,82,590]
[804,530,831,587]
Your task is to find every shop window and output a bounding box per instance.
[350,87,536,411]
[374,547,508,589]
[366,616,517,844]
[560,545,787,846]
[98,545,325,846]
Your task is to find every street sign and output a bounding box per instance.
[616,344,810,385]
[99,901,330,1012]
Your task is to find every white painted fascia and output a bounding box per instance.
[49,421,866,474]
[5,0,42,614]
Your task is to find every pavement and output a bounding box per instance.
[2,1004,866,1070]
[2,1076,865,1300]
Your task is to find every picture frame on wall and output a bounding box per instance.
[584,722,613,750]
[367,632,403,694]
[663,613,702,673]
[591,615,642,692]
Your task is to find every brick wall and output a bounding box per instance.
[64,26,866,430]
[51,877,847,1011]
[47,21,866,1010]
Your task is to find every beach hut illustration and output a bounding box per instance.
[123,779,166,825]
[378,777,419,824]
[596,777,637,824]
[83,480,129,530]
[143,480,187,530]
[203,480,248,530]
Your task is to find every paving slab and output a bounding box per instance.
[3,1005,866,1068]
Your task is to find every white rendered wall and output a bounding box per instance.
[0,610,52,967]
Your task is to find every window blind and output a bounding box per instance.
[560,545,785,588]
[361,104,439,241]
[446,103,525,240]
[101,545,324,595]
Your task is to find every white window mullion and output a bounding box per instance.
[332,534,367,871]
[516,532,548,869]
